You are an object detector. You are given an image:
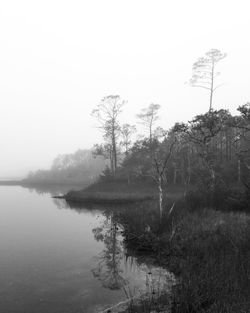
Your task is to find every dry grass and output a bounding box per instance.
[166,209,250,313]
[121,208,250,312]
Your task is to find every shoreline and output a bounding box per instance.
[0,180,91,187]
[0,180,23,186]
[1,178,250,312]
[63,180,183,205]
[63,190,156,204]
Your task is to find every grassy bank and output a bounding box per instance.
[64,180,158,204]
[165,209,250,312]
[64,180,185,204]
[132,208,250,313]
[83,180,158,193]
[66,179,250,312]
[64,189,156,203]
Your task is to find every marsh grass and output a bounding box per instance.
[122,270,172,313]
[65,190,155,203]
[67,178,250,312]
[121,207,250,312]
[64,180,161,204]
[84,180,159,193]
[166,209,250,312]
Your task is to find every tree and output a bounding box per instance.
[136,104,176,217]
[92,143,113,174]
[174,109,231,204]
[233,103,250,187]
[189,49,226,111]
[92,95,126,176]
[120,123,136,156]
[152,134,176,219]
[121,139,153,180]
[137,103,161,143]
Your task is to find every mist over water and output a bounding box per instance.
[1,1,250,312]
[0,186,168,313]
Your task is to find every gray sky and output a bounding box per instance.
[0,0,250,177]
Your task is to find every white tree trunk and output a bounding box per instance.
[158,176,163,220]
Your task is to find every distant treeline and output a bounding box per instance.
[25,149,106,184]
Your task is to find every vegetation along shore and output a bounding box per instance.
[22,49,250,312]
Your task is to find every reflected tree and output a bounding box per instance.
[92,211,128,290]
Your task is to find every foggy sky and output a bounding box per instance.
[1,0,250,177]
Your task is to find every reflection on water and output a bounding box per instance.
[0,185,173,313]
[26,183,86,197]
[92,211,127,290]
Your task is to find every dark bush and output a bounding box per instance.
[185,179,231,211]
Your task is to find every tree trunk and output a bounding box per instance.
[184,149,191,198]
[209,61,214,111]
[158,176,163,220]
[173,168,177,184]
[127,172,130,185]
[112,124,117,176]
[211,167,215,190]
[110,149,114,176]
[238,159,241,184]
[209,164,216,206]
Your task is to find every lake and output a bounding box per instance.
[0,185,172,313]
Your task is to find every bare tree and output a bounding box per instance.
[120,123,136,156]
[153,136,176,219]
[92,95,126,176]
[137,103,161,143]
[137,104,176,217]
[189,49,227,111]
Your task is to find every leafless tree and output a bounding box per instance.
[120,123,136,156]
[137,103,161,143]
[153,136,176,219]
[92,95,126,176]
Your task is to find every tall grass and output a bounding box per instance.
[167,209,250,313]
[121,207,250,312]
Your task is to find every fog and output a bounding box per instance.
[0,0,250,177]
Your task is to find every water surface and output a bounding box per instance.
[0,186,165,313]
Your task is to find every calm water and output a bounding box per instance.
[0,186,167,313]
